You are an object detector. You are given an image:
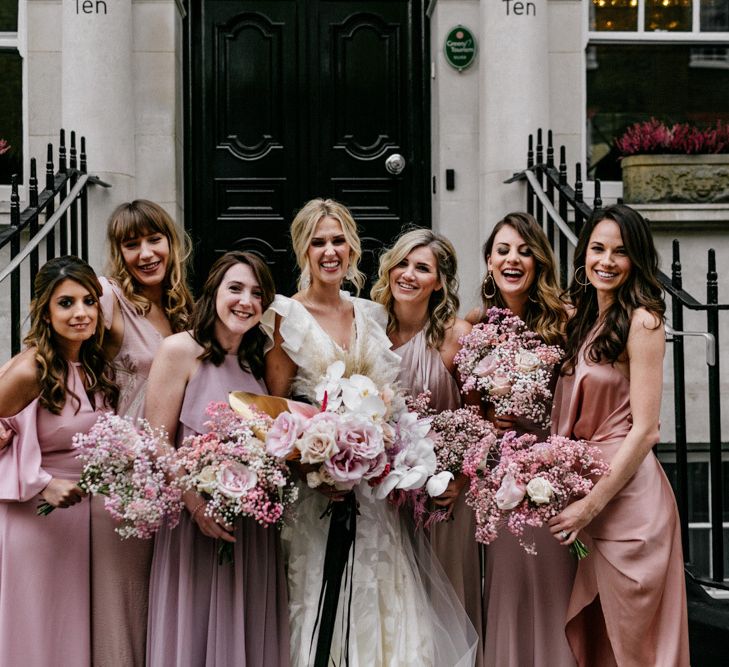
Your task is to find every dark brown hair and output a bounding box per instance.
[562,204,665,373]
[24,256,119,414]
[190,251,275,377]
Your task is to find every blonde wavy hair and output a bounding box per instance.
[480,212,566,346]
[105,200,193,332]
[371,228,460,350]
[290,198,365,294]
[24,256,119,415]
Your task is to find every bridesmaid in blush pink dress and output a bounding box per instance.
[145,251,289,667]
[372,228,484,663]
[0,256,119,665]
[466,213,574,667]
[93,200,194,666]
[548,205,689,666]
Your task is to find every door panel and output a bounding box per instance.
[187,0,428,293]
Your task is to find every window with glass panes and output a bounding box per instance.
[0,1,22,185]
[586,1,729,181]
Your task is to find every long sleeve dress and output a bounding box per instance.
[552,339,689,666]
[91,276,163,666]
[261,294,477,667]
[394,327,485,667]
[0,363,104,665]
[146,353,290,667]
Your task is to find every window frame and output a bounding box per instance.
[0,0,28,201]
[583,1,729,186]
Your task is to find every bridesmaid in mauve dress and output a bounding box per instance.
[372,228,484,663]
[0,256,119,665]
[548,205,689,666]
[145,251,289,667]
[466,213,574,667]
[93,200,194,666]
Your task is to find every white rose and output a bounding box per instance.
[526,477,555,505]
[298,418,340,464]
[195,465,218,494]
[515,350,541,374]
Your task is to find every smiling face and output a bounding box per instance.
[307,216,351,287]
[47,278,99,345]
[487,224,537,302]
[214,262,263,337]
[585,218,632,300]
[120,231,170,289]
[389,245,442,307]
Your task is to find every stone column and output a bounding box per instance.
[62,0,135,271]
[479,0,550,234]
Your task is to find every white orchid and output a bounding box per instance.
[341,374,387,420]
[314,360,346,410]
[426,471,454,497]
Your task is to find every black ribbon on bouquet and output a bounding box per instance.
[309,492,358,667]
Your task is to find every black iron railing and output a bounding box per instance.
[509,129,728,590]
[0,129,109,358]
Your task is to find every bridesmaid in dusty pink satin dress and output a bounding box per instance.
[145,251,289,666]
[94,200,194,666]
[549,204,689,666]
[372,228,484,662]
[0,257,119,665]
[466,213,574,667]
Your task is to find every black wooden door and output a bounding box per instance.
[186,0,429,293]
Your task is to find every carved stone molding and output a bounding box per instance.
[622,154,729,204]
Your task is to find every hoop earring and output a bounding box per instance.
[481,272,496,299]
[574,266,591,288]
[528,290,540,304]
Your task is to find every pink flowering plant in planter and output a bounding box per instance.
[616,118,729,156]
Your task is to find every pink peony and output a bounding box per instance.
[266,412,303,457]
[216,461,258,499]
[495,472,526,510]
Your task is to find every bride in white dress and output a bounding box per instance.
[263,199,477,667]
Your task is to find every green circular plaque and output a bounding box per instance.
[444,25,477,72]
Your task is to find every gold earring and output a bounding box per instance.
[574,266,591,288]
[482,272,496,299]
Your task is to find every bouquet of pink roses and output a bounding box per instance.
[463,430,608,558]
[265,360,439,498]
[38,413,183,540]
[405,391,498,527]
[454,307,563,428]
[174,401,299,563]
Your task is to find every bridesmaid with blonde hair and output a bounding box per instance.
[549,204,689,666]
[371,227,483,661]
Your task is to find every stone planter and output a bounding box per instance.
[621,154,729,204]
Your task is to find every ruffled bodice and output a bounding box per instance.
[394,328,460,412]
[261,292,401,399]
[99,277,164,418]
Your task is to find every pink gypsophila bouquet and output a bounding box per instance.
[266,361,439,499]
[463,431,609,558]
[405,391,498,527]
[38,413,183,539]
[174,402,299,563]
[454,307,563,428]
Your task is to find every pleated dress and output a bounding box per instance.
[146,353,290,667]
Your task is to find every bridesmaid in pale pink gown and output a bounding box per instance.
[0,256,119,665]
[145,251,289,666]
[549,204,689,666]
[466,212,574,667]
[94,200,194,666]
[372,228,484,662]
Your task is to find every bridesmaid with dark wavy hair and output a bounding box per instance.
[549,204,689,666]
[0,256,118,665]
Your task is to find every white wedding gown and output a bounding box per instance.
[261,293,477,667]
